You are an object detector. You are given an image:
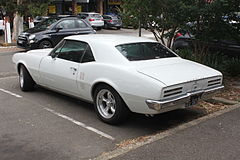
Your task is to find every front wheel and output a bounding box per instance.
[39,40,52,49]
[94,84,130,124]
[19,65,35,91]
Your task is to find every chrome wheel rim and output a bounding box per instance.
[96,89,116,119]
[19,68,24,88]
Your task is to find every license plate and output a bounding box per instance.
[18,40,23,44]
[185,94,202,107]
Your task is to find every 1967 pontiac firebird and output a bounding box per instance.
[12,34,224,124]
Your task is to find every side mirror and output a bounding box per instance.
[55,27,63,32]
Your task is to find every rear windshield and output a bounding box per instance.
[90,14,102,18]
[116,42,177,61]
[111,16,120,20]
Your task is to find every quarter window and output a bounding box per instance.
[75,19,88,28]
[81,46,95,63]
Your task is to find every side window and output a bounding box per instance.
[57,40,88,63]
[81,45,95,63]
[56,19,75,29]
[75,19,88,28]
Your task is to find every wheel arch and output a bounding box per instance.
[17,62,28,74]
[91,81,129,109]
[91,81,120,100]
[38,38,53,48]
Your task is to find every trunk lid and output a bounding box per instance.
[132,57,221,86]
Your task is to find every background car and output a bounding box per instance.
[13,34,223,124]
[79,12,104,30]
[33,16,50,25]
[102,14,122,29]
[173,32,240,56]
[17,16,95,49]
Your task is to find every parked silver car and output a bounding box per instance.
[102,15,122,29]
[79,12,104,30]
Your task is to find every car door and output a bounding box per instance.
[39,39,88,96]
[50,19,78,46]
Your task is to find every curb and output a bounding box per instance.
[0,42,17,47]
[209,97,239,105]
[92,102,240,160]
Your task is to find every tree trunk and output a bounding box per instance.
[12,0,23,41]
[72,0,77,15]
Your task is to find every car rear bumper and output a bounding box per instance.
[146,85,224,111]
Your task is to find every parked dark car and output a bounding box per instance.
[33,16,50,25]
[17,16,95,49]
[102,15,122,29]
[173,32,240,56]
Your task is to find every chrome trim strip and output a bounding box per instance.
[146,85,224,111]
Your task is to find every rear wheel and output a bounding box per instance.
[116,27,121,30]
[94,84,130,124]
[39,40,52,49]
[19,65,35,91]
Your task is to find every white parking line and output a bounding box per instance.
[44,107,115,141]
[0,76,18,80]
[0,88,22,98]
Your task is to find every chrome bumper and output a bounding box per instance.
[146,86,224,111]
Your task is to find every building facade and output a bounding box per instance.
[49,0,122,15]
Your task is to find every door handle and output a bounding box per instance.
[70,67,77,71]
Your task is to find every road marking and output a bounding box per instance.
[93,104,240,160]
[0,76,18,80]
[44,107,115,141]
[0,88,22,98]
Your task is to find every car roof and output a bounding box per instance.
[65,34,157,65]
[65,34,155,46]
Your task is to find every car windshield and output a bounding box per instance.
[35,18,59,29]
[116,42,177,61]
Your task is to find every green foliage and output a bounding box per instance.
[122,0,187,48]
[0,0,52,17]
[224,58,240,76]
[122,0,240,53]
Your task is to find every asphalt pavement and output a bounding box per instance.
[112,106,240,160]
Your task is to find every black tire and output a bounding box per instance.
[104,23,108,29]
[19,65,35,91]
[93,84,130,124]
[116,27,121,30]
[39,40,52,49]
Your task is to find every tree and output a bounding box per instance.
[122,0,188,48]
[0,0,51,41]
[182,0,240,56]
[122,0,240,53]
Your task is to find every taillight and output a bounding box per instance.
[174,32,183,40]
[89,18,95,21]
[108,20,113,22]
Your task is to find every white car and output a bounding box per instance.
[12,35,224,124]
